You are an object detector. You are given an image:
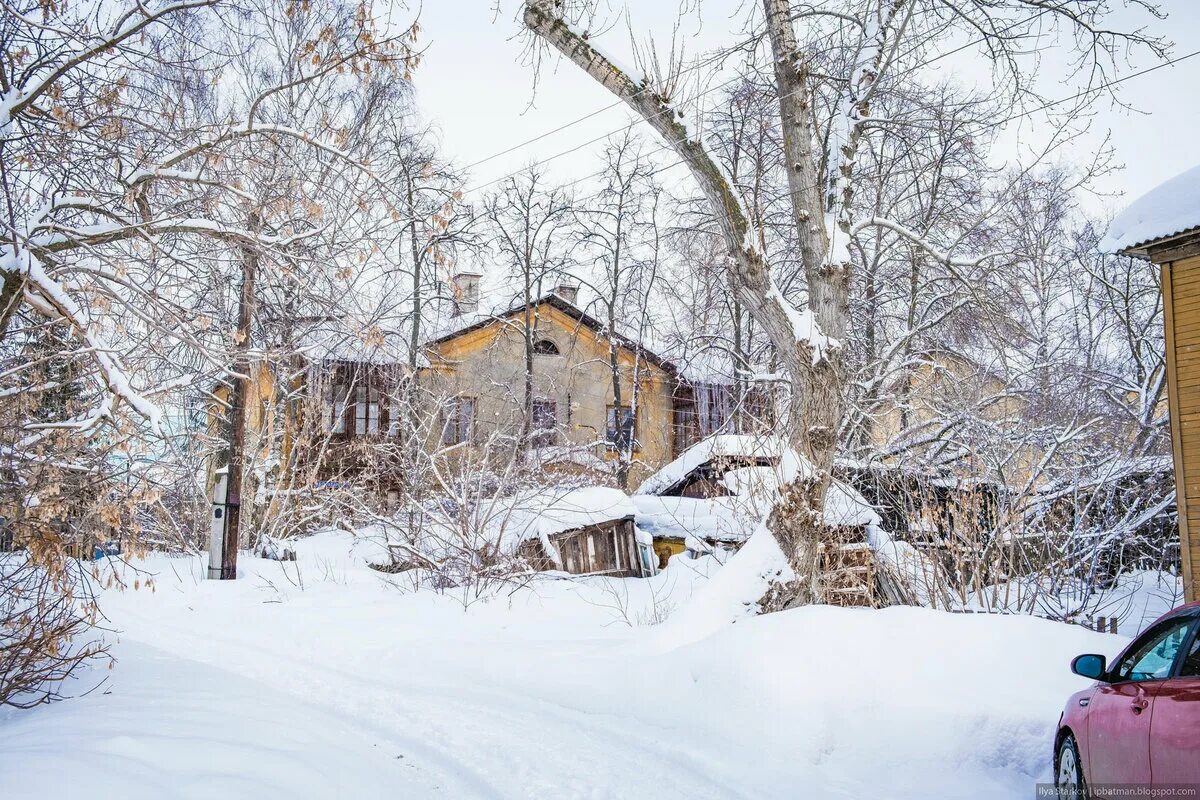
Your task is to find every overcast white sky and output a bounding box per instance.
[404,0,1200,217]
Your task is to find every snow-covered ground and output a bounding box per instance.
[0,531,1142,799]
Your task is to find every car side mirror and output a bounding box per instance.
[1071,653,1108,681]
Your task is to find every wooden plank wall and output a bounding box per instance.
[551,519,643,578]
[1164,257,1200,602]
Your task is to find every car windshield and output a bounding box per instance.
[1114,619,1193,682]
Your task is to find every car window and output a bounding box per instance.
[1113,619,1192,682]
[1179,624,1200,678]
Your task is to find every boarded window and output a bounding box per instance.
[532,400,557,447]
[606,405,636,450]
[441,397,475,445]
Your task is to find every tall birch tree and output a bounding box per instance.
[522,0,1166,608]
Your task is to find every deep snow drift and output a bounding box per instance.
[0,531,1140,799]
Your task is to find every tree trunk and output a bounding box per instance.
[523,0,860,607]
[522,256,535,451]
[221,211,261,579]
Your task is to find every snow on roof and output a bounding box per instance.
[1102,163,1200,253]
[668,347,770,385]
[294,318,410,365]
[634,435,788,497]
[634,435,879,531]
[527,486,635,535]
[631,495,754,543]
[498,486,637,564]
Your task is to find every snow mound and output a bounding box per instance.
[653,526,794,645]
[0,641,443,799]
[1102,163,1200,252]
[1,529,1139,799]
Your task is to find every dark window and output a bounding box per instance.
[354,383,381,436]
[1113,619,1193,682]
[531,400,557,447]
[329,373,351,434]
[441,397,475,445]
[533,339,560,356]
[606,405,636,450]
[1179,624,1200,677]
[673,402,697,455]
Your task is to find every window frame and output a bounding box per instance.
[441,396,476,446]
[354,382,382,436]
[606,404,637,451]
[1110,617,1198,683]
[530,399,558,448]
[532,338,561,357]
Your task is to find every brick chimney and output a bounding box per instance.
[450,272,481,316]
[554,281,579,305]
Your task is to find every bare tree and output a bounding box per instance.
[0,0,419,699]
[521,0,1166,608]
[484,166,574,452]
[574,132,663,489]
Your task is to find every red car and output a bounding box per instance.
[1056,601,1200,796]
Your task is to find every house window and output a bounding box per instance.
[531,400,557,447]
[533,338,560,356]
[697,383,733,436]
[607,405,636,450]
[441,396,475,445]
[354,384,380,436]
[329,374,351,434]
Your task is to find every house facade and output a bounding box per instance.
[1105,163,1200,602]
[421,292,684,486]
[215,290,775,491]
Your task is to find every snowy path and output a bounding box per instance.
[1,532,1130,799]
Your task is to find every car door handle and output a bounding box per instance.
[1131,697,1149,714]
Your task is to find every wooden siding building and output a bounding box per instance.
[1108,165,1200,602]
[517,514,650,578]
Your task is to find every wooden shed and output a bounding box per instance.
[1105,164,1200,602]
[517,514,649,577]
[509,486,655,578]
[632,435,894,605]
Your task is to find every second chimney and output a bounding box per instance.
[554,281,579,305]
[450,271,481,316]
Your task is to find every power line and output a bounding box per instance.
[525,44,1200,237]
[456,0,845,176]
[461,7,1058,198]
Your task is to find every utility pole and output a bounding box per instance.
[211,211,260,580]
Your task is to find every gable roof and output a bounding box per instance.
[422,291,677,373]
[1103,163,1200,256]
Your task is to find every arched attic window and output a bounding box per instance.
[533,338,560,356]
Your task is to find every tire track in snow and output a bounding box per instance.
[111,603,762,799]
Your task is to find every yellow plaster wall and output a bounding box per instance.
[421,304,675,485]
